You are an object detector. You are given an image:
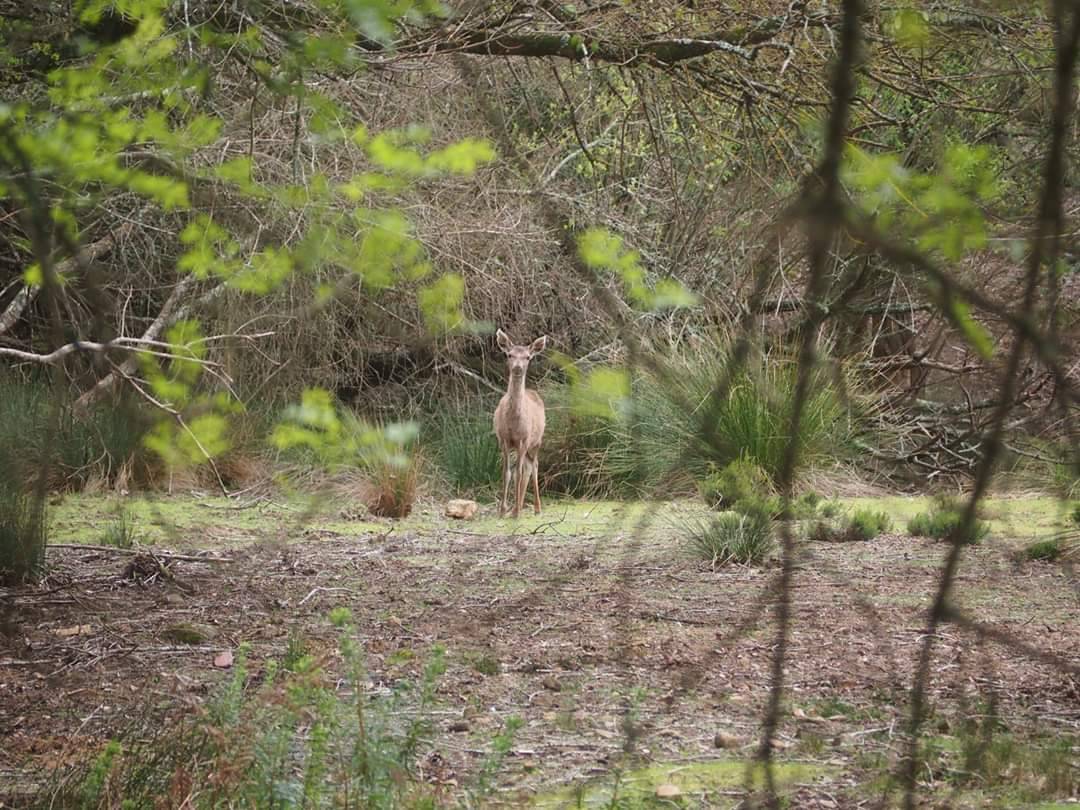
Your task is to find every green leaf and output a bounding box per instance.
[570,367,631,420]
[946,297,994,360]
[425,138,496,175]
[890,8,929,49]
[652,278,699,310]
[419,273,467,333]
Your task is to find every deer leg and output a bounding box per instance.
[530,451,542,515]
[514,446,528,518]
[499,447,512,517]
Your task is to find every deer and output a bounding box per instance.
[493,329,547,518]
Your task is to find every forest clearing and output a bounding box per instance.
[3,0,1080,807]
[3,494,1078,807]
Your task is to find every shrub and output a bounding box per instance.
[807,507,891,542]
[907,496,989,545]
[683,349,854,481]
[819,499,843,518]
[684,510,774,566]
[339,414,421,518]
[731,493,783,522]
[364,454,421,518]
[540,338,857,497]
[0,373,153,491]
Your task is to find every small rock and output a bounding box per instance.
[445,499,479,520]
[655,784,681,798]
[54,624,92,638]
[713,730,742,749]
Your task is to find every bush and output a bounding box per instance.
[364,455,421,518]
[0,374,153,491]
[819,499,843,518]
[684,510,774,566]
[332,410,422,518]
[425,405,502,498]
[907,496,989,545]
[683,348,855,481]
[807,507,891,542]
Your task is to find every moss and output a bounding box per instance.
[533,758,836,808]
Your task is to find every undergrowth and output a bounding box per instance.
[0,374,154,492]
[907,496,990,545]
[541,341,856,498]
[39,610,523,809]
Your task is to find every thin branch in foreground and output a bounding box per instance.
[900,4,1080,808]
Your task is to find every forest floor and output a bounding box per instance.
[1,493,1078,808]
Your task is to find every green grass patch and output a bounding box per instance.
[534,758,837,808]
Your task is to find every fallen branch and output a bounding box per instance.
[46,544,234,564]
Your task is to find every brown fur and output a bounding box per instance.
[493,330,547,517]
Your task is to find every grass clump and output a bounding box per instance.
[907,496,989,545]
[425,405,501,498]
[0,479,46,585]
[541,339,857,497]
[698,457,772,510]
[847,509,892,541]
[1023,538,1061,561]
[930,706,1080,802]
[684,510,774,567]
[808,507,891,543]
[0,374,153,492]
[100,509,137,549]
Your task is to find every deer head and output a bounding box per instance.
[496,329,547,382]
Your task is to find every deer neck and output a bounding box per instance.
[505,374,528,413]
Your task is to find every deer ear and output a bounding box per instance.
[530,335,547,354]
[496,329,513,354]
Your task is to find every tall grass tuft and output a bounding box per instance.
[681,510,774,567]
[425,405,502,498]
[0,479,46,584]
[0,373,153,491]
[541,339,856,496]
[907,495,990,545]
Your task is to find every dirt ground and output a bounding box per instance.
[1,496,1078,808]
